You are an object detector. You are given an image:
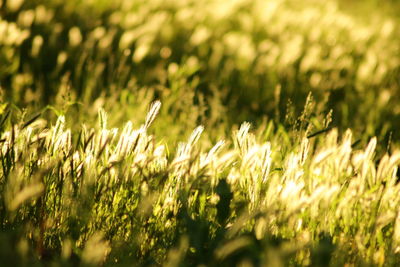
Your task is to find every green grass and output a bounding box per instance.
[2,101,400,266]
[1,0,400,266]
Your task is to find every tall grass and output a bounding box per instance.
[1,0,400,141]
[1,102,400,266]
[1,0,400,265]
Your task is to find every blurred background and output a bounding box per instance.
[1,0,399,147]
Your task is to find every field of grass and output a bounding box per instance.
[1,0,400,266]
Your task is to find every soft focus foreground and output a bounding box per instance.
[2,103,400,266]
[1,0,400,266]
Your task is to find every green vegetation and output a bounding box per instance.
[1,0,400,266]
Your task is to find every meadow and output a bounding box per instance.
[1,0,400,266]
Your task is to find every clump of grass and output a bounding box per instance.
[1,101,400,266]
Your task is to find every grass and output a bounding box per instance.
[1,0,400,266]
[2,101,400,266]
